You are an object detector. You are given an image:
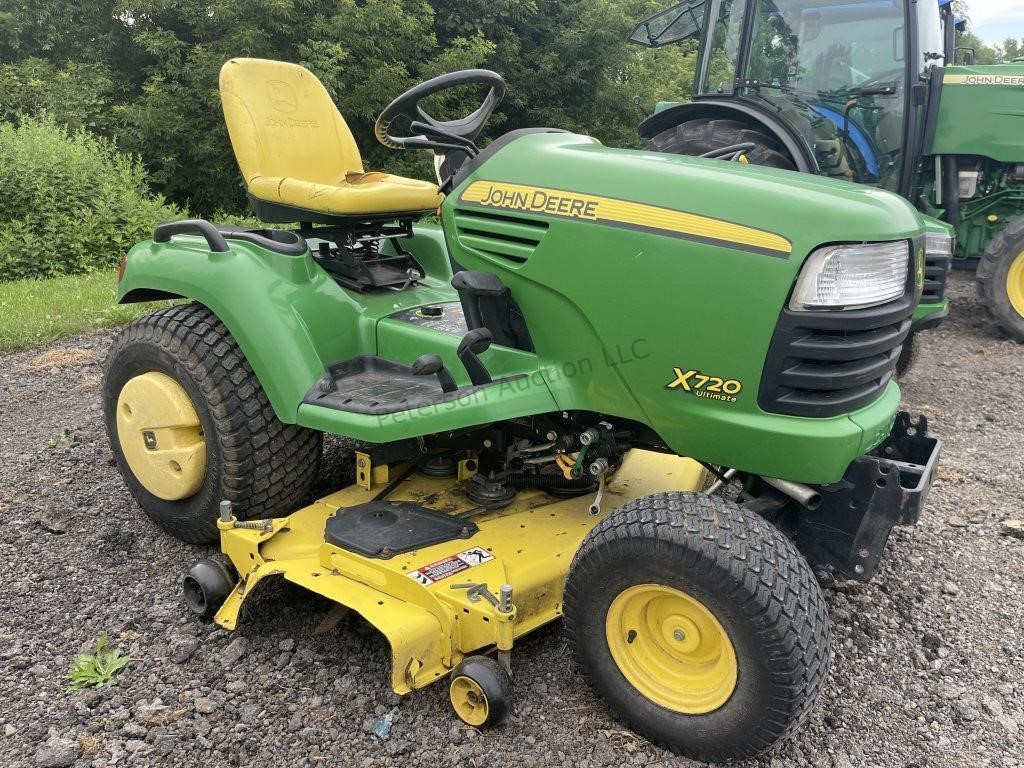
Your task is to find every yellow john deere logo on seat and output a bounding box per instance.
[459,181,792,258]
[267,79,298,112]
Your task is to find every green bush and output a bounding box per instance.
[0,119,179,281]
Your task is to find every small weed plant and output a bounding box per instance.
[68,633,130,691]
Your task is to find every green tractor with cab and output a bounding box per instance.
[631,0,1024,350]
[102,56,941,761]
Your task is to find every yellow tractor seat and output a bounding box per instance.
[219,58,444,223]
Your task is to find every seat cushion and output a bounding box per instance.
[248,171,444,217]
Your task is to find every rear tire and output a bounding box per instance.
[977,215,1024,342]
[650,118,797,170]
[103,304,322,543]
[564,492,830,762]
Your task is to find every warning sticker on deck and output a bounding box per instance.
[407,547,494,586]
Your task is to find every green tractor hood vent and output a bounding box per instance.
[453,209,548,265]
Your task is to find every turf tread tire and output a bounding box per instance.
[563,492,830,762]
[976,214,1024,342]
[103,303,322,543]
[650,118,797,170]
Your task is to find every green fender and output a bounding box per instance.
[118,225,461,424]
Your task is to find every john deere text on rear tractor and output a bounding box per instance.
[631,0,1024,352]
[102,58,940,762]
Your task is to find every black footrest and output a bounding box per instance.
[304,355,526,417]
[325,500,477,558]
[304,356,444,416]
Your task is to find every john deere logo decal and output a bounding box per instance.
[479,185,600,220]
[944,73,1024,86]
[459,181,793,258]
[267,80,298,112]
[667,368,742,404]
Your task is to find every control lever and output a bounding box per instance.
[589,472,607,515]
[412,354,457,393]
[456,328,493,385]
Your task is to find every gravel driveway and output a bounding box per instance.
[1,271,1021,768]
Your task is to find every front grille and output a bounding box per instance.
[759,294,914,417]
[922,254,952,302]
[454,209,548,265]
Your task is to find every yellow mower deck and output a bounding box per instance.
[214,450,704,695]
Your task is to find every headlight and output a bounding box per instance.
[925,231,954,259]
[790,241,909,311]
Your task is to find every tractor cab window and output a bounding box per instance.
[698,0,749,94]
[916,0,945,73]
[712,0,909,191]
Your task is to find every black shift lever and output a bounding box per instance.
[412,354,458,393]
[456,328,493,385]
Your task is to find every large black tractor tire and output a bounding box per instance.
[103,304,322,543]
[977,215,1024,342]
[564,492,830,762]
[649,118,797,170]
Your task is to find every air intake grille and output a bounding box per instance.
[759,294,914,418]
[923,253,952,302]
[454,209,547,264]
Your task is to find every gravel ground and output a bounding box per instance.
[1,270,1022,768]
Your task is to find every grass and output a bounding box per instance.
[0,269,164,353]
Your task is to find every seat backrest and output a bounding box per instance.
[219,58,364,187]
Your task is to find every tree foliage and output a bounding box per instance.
[0,0,697,216]
[2,0,1022,220]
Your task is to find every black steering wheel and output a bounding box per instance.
[374,69,505,154]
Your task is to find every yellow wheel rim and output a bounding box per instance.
[1007,250,1024,319]
[605,584,737,714]
[116,372,207,501]
[449,675,489,726]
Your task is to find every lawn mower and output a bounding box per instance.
[630,0,1024,357]
[102,57,941,762]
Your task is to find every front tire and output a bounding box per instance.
[103,304,322,543]
[564,492,830,762]
[977,215,1024,342]
[895,330,916,376]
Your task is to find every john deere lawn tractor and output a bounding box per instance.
[102,58,940,761]
[631,0,1024,351]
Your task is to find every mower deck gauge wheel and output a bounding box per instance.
[448,655,513,729]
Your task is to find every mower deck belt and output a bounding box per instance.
[324,500,478,558]
[304,355,524,416]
